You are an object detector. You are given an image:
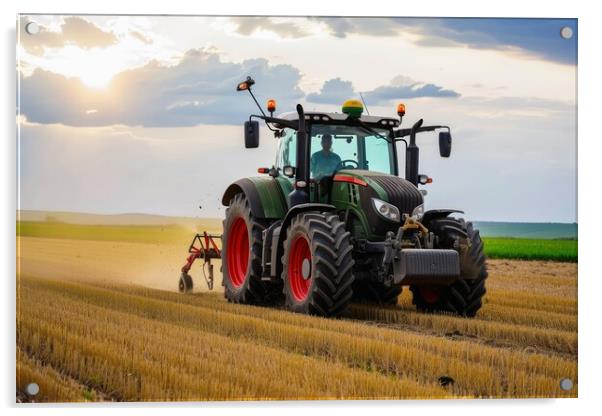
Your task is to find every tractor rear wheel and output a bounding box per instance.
[352,280,403,306]
[281,212,354,316]
[410,218,488,317]
[222,193,269,304]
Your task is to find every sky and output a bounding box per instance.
[17,15,577,222]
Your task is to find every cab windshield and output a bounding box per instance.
[309,124,394,179]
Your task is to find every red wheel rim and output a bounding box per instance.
[288,235,312,302]
[420,286,441,304]
[226,217,249,288]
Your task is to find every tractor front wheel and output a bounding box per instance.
[281,212,354,316]
[222,193,268,304]
[410,217,488,317]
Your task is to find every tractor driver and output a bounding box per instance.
[310,134,342,179]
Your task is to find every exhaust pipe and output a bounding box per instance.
[289,104,310,206]
[405,118,423,186]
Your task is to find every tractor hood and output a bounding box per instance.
[334,170,424,237]
[337,169,424,215]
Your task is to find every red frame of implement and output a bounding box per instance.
[181,232,221,275]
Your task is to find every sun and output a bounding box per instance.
[35,44,121,89]
[79,71,114,89]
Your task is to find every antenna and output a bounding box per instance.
[359,92,370,115]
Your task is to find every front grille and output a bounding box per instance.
[368,175,423,214]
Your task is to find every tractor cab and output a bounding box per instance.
[274,110,399,177]
[272,110,400,205]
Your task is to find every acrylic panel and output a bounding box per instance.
[16,15,578,402]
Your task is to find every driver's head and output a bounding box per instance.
[321,134,333,152]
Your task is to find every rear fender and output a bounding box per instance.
[221,177,288,220]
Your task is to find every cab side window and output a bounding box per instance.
[276,129,297,170]
[364,136,394,174]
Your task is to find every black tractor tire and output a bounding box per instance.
[352,280,403,306]
[281,212,355,316]
[221,193,270,304]
[410,217,488,317]
[178,273,193,294]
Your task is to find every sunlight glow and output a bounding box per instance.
[79,72,113,89]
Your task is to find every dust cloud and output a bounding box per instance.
[17,237,223,293]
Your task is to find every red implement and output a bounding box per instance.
[179,232,221,293]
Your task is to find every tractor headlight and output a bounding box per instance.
[371,198,400,222]
[411,203,425,220]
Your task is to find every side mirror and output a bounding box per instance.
[439,131,452,157]
[244,121,259,148]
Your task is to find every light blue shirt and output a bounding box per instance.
[310,150,341,179]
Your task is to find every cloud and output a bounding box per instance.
[313,17,400,38]
[365,83,460,103]
[230,17,309,38]
[129,30,153,45]
[20,16,118,56]
[221,16,577,64]
[307,76,460,105]
[19,49,304,127]
[314,17,577,65]
[421,19,577,65]
[306,78,356,103]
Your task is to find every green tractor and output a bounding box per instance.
[179,76,487,318]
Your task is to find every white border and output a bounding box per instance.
[3,1,600,415]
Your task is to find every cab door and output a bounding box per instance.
[274,129,297,208]
[309,133,360,204]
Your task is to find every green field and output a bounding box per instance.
[17,221,577,262]
[483,237,577,262]
[17,221,193,245]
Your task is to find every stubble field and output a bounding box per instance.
[16,219,578,401]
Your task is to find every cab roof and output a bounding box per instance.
[276,111,400,128]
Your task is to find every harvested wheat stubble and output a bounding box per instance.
[395,290,576,332]
[476,303,576,331]
[18,275,577,399]
[18,281,446,401]
[97,281,577,380]
[19,278,498,397]
[348,304,576,356]
[482,289,577,315]
[16,347,98,403]
[486,259,577,298]
[16,225,578,401]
